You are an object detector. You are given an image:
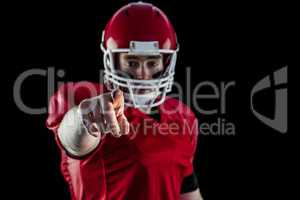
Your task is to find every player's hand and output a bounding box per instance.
[78,89,130,138]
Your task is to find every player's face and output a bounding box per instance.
[118,53,164,80]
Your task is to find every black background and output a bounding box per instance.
[5,0,296,199]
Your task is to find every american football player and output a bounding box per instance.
[46,2,203,200]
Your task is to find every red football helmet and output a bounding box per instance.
[101,2,179,109]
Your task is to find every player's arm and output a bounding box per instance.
[180,188,203,200]
[180,105,203,200]
[57,89,129,157]
[180,172,203,200]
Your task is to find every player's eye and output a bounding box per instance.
[127,60,140,68]
[146,60,159,68]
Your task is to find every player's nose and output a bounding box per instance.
[135,66,151,80]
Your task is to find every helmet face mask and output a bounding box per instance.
[101,2,179,109]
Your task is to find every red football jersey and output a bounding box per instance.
[46,82,199,200]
